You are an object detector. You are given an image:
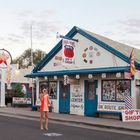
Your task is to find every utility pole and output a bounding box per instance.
[30,24,33,67]
[30,24,35,108]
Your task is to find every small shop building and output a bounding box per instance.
[26,26,140,118]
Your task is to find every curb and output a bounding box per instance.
[0,112,140,133]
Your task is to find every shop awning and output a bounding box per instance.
[25,66,130,78]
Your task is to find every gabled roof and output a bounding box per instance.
[86,30,140,63]
[33,26,140,73]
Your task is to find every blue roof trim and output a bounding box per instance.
[33,26,140,73]
[33,26,78,72]
[25,66,129,78]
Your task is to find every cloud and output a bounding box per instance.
[118,18,140,34]
[102,17,140,49]
[0,37,4,41]
[119,19,140,28]
[8,34,25,39]
[17,10,65,40]
[0,9,71,58]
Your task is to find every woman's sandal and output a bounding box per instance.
[45,127,48,131]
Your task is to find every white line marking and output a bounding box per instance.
[44,133,62,137]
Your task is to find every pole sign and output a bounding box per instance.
[0,49,12,68]
[0,49,12,89]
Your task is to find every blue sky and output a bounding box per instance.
[0,0,140,58]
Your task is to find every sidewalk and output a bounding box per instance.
[0,107,140,132]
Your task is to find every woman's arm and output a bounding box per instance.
[47,95,51,106]
[40,93,44,102]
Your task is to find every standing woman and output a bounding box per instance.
[40,88,50,130]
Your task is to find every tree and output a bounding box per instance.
[13,49,46,68]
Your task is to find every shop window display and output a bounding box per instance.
[60,82,69,99]
[102,80,131,102]
[49,82,57,99]
[39,81,57,99]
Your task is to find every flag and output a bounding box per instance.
[130,48,136,79]
[125,95,132,109]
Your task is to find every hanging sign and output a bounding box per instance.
[62,39,75,65]
[64,75,70,85]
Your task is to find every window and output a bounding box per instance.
[49,82,57,99]
[60,82,69,99]
[86,82,95,100]
[102,80,131,102]
[39,81,57,99]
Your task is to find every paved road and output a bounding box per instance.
[0,116,140,140]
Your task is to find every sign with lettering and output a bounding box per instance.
[97,102,125,112]
[122,109,140,122]
[62,39,75,65]
[70,85,84,115]
[13,97,31,104]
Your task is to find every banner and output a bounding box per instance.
[62,39,75,65]
[13,97,31,104]
[97,102,125,112]
[122,109,140,122]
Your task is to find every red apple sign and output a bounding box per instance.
[64,45,74,58]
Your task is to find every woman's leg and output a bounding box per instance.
[45,111,49,130]
[40,112,44,129]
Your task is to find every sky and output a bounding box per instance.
[0,0,140,59]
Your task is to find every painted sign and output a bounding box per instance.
[97,102,125,112]
[53,56,62,66]
[82,46,101,64]
[122,109,140,122]
[13,97,31,104]
[70,85,84,114]
[62,39,75,65]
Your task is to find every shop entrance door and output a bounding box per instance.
[84,80,98,117]
[59,81,70,114]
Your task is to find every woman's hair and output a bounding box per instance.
[43,88,48,93]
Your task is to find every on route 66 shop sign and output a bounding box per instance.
[62,39,75,65]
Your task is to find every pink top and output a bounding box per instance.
[40,94,50,112]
